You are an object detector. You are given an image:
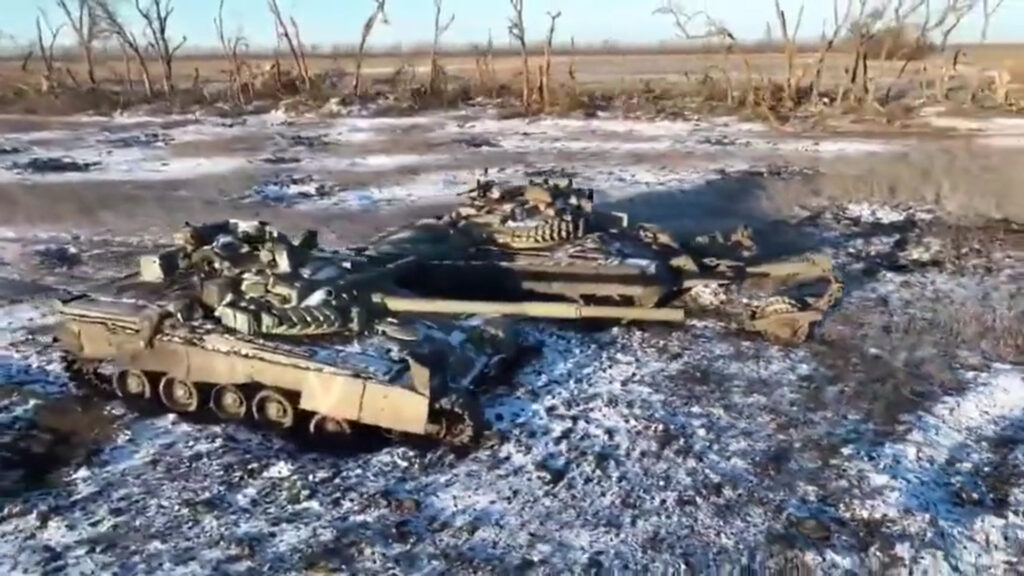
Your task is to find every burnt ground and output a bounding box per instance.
[0,109,1022,573]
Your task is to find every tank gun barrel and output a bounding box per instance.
[371,294,686,323]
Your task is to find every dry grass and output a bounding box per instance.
[2,40,1022,119]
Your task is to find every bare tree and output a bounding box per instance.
[541,11,561,111]
[354,0,388,97]
[843,0,893,97]
[507,0,528,111]
[214,0,251,103]
[653,1,738,105]
[35,10,65,89]
[428,0,455,94]
[810,0,854,102]
[980,0,1005,42]
[55,0,99,86]
[652,0,737,42]
[91,0,155,98]
[266,0,311,91]
[773,0,805,105]
[133,0,186,94]
[940,1,979,50]
[568,35,578,96]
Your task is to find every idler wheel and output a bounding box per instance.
[210,384,247,420]
[253,388,295,429]
[431,393,484,446]
[114,369,152,400]
[158,375,200,412]
[308,414,352,437]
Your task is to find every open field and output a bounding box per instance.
[0,6,1023,570]
[3,42,1024,121]
[0,100,1022,572]
[4,46,1024,87]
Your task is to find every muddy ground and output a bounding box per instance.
[0,107,1022,573]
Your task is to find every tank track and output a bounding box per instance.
[60,353,486,449]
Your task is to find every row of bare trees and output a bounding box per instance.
[31,0,185,97]
[18,0,1014,113]
[652,0,1012,113]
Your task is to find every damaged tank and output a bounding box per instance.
[54,220,516,446]
[366,177,844,344]
[53,219,693,446]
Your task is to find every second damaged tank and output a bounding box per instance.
[53,219,692,447]
[366,177,844,344]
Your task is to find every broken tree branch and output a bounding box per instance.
[55,0,98,86]
[542,10,561,111]
[981,0,1005,43]
[428,0,455,95]
[266,0,311,91]
[91,0,155,98]
[507,0,529,111]
[354,0,388,97]
[35,10,65,89]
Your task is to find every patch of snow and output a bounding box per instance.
[246,171,474,210]
[839,201,935,224]
[924,115,1024,133]
[837,367,1024,571]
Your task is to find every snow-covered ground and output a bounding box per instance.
[0,109,1021,574]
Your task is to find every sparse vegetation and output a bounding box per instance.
[0,0,1018,121]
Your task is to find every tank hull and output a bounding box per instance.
[55,295,504,444]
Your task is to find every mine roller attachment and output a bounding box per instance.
[741,296,823,345]
[736,254,845,345]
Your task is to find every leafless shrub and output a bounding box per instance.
[214,0,251,104]
[472,30,498,98]
[860,24,935,60]
[354,0,388,97]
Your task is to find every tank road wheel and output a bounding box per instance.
[253,388,295,430]
[431,393,485,447]
[114,369,152,400]
[158,375,200,413]
[308,414,352,438]
[210,384,247,421]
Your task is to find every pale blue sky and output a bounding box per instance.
[2,0,1022,49]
